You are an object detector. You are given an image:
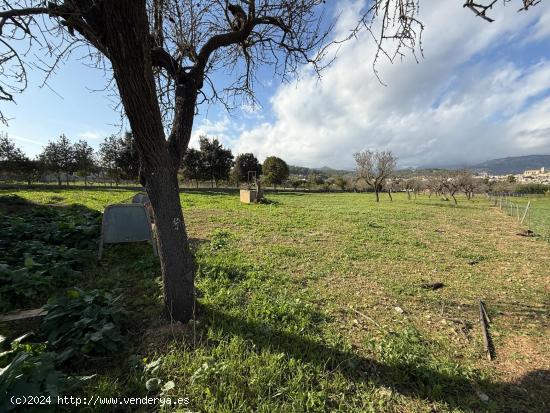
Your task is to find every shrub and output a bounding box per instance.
[516,183,550,194]
[42,288,126,363]
[0,205,100,312]
[0,337,91,412]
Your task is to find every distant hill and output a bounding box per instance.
[471,155,550,175]
[289,165,351,177]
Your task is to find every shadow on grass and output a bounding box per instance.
[0,184,143,192]
[201,306,549,412]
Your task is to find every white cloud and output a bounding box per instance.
[77,131,105,141]
[11,134,43,147]
[231,1,550,168]
[190,117,236,149]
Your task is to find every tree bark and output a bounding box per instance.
[101,0,195,322]
[146,168,195,321]
[375,190,379,202]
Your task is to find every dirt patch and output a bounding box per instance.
[141,319,193,351]
[495,335,550,382]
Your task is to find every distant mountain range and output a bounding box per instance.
[291,155,550,177]
[470,155,550,175]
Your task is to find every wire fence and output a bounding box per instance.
[489,194,550,241]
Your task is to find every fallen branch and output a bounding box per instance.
[480,300,491,324]
[478,300,494,360]
[0,307,46,322]
[353,308,381,329]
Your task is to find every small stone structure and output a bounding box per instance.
[240,171,263,204]
[240,189,260,204]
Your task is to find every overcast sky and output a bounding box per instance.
[2,0,550,169]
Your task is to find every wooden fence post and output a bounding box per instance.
[520,201,531,225]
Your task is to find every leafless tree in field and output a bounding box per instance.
[0,0,541,321]
[354,150,397,202]
[426,175,443,199]
[456,170,480,200]
[411,178,425,199]
[385,177,401,201]
[437,173,467,205]
[402,178,414,200]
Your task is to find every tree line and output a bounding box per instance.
[352,149,491,204]
[0,132,139,186]
[180,136,289,188]
[0,132,291,188]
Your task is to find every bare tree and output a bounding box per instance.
[0,0,541,321]
[403,177,424,200]
[385,177,401,201]
[443,178,461,205]
[354,150,397,202]
[436,172,465,205]
[411,177,425,200]
[456,170,479,200]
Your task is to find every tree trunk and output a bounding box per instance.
[375,190,380,202]
[388,190,393,201]
[57,173,61,186]
[100,0,196,322]
[146,168,195,321]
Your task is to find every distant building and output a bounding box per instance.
[524,167,545,176]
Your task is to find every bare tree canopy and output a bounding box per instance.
[0,1,541,122]
[0,0,337,125]
[354,149,396,202]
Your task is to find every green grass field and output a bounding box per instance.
[1,189,549,412]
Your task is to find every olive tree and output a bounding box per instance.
[231,153,262,187]
[73,140,96,185]
[181,148,205,188]
[39,134,75,185]
[200,136,234,188]
[0,0,540,322]
[263,156,289,189]
[0,133,36,184]
[0,133,21,178]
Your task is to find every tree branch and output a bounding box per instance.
[151,46,183,80]
[463,0,498,23]
[0,7,49,19]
